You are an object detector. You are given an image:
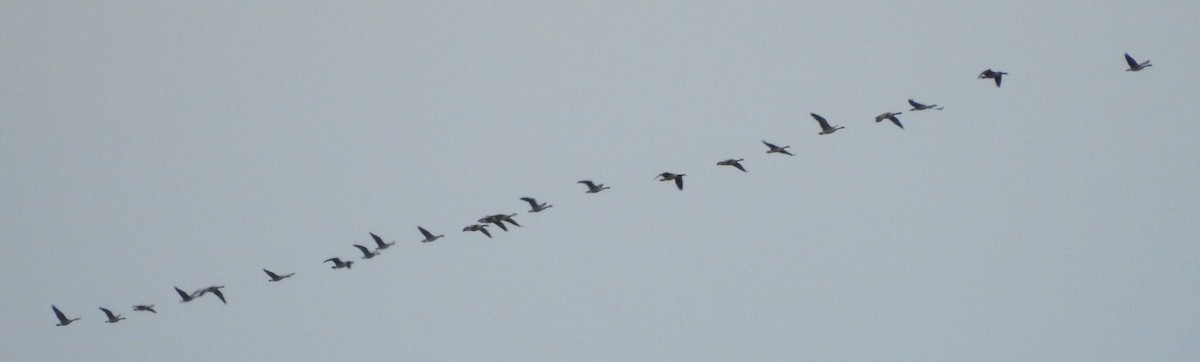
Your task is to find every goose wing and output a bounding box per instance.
[520,197,539,208]
[53,305,68,323]
[811,113,831,130]
[732,162,746,172]
[674,176,684,190]
[908,99,924,109]
[370,233,386,247]
[419,226,434,239]
[100,307,116,319]
[578,180,596,188]
[1125,53,1138,68]
[353,244,372,256]
[264,269,280,279]
[889,115,904,129]
[210,289,226,304]
[175,287,191,300]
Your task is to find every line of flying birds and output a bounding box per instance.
[48,53,1153,327]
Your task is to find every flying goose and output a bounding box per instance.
[52,305,80,326]
[1124,53,1151,71]
[353,244,380,259]
[762,140,794,156]
[978,69,1007,87]
[908,99,943,111]
[478,215,510,231]
[132,304,156,313]
[578,180,610,193]
[99,307,125,323]
[418,226,443,243]
[175,287,200,302]
[263,269,294,282]
[370,232,394,251]
[196,286,226,304]
[875,112,904,129]
[463,224,492,238]
[717,159,747,172]
[520,197,552,212]
[324,257,354,269]
[656,172,685,190]
[811,113,844,135]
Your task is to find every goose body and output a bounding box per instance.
[762,140,794,156]
[811,113,844,135]
[353,244,380,259]
[325,257,354,269]
[520,197,552,212]
[52,305,80,326]
[419,226,444,243]
[370,232,395,251]
[908,99,943,111]
[132,304,156,313]
[463,224,492,238]
[264,269,294,282]
[1125,53,1151,71]
[100,307,125,323]
[875,112,904,129]
[717,159,747,172]
[578,180,610,193]
[979,69,1007,87]
[657,172,686,190]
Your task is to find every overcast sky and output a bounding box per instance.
[3,2,1199,361]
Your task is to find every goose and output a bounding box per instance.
[478,215,509,231]
[263,269,294,282]
[1125,53,1151,71]
[99,307,125,323]
[656,172,685,190]
[324,257,354,269]
[908,99,943,111]
[353,244,379,259]
[52,305,81,326]
[577,180,610,193]
[811,113,844,135]
[520,197,552,212]
[196,286,226,304]
[717,159,747,172]
[875,112,904,129]
[370,232,394,251]
[418,226,444,243]
[132,304,156,313]
[496,213,521,228]
[463,224,492,238]
[762,140,794,156]
[978,69,1007,87]
[175,287,200,302]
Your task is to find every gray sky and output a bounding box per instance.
[3,2,1199,361]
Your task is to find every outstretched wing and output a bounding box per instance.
[578,180,596,188]
[520,197,538,208]
[889,116,904,129]
[419,226,434,238]
[353,244,371,256]
[908,99,923,108]
[1125,53,1138,68]
[264,269,280,279]
[53,305,68,322]
[674,176,684,190]
[100,307,115,319]
[370,233,385,247]
[811,113,831,129]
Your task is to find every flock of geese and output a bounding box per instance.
[48,53,1153,327]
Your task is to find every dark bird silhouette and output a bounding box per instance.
[717,159,747,172]
[908,99,943,111]
[175,287,200,302]
[1125,53,1151,71]
[811,113,844,135]
[578,180,610,193]
[463,224,492,238]
[520,197,552,212]
[99,307,125,323]
[370,232,394,251]
[197,286,226,304]
[875,112,904,129]
[353,244,379,259]
[132,304,156,313]
[52,305,80,326]
[419,226,444,243]
[657,172,685,190]
[478,214,515,231]
[264,269,294,282]
[979,69,1007,87]
[762,140,794,156]
[325,257,354,269]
